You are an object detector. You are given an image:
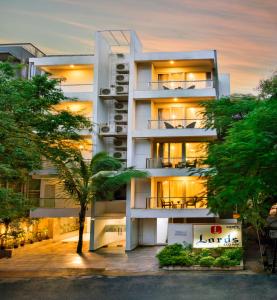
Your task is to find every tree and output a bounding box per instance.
[0,62,91,181]
[0,188,30,248]
[201,72,277,230]
[56,152,148,254]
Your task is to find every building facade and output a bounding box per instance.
[1,30,232,250]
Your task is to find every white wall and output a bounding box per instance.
[134,179,151,208]
[157,218,168,244]
[93,217,126,250]
[167,223,193,246]
[136,63,151,89]
[135,101,151,130]
[139,218,157,245]
[134,139,151,169]
[218,73,230,97]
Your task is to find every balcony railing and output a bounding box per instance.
[148,118,205,129]
[146,157,207,169]
[144,196,208,209]
[136,80,213,91]
[59,83,94,93]
[31,198,77,208]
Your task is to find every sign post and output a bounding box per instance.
[193,224,242,248]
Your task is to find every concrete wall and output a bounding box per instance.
[95,200,126,216]
[135,101,151,130]
[218,73,230,97]
[134,179,151,209]
[134,139,151,169]
[167,223,193,246]
[93,218,125,250]
[139,218,157,245]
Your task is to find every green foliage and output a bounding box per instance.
[223,248,243,261]
[0,62,90,180]
[199,256,215,267]
[156,244,242,267]
[57,152,148,253]
[213,256,232,267]
[200,73,277,229]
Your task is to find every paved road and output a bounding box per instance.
[0,274,277,300]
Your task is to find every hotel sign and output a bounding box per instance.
[193,224,242,248]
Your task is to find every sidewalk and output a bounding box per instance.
[0,239,164,278]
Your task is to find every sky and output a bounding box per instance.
[0,0,276,93]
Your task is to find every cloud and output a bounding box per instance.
[0,0,276,93]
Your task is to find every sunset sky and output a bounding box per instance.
[0,0,276,93]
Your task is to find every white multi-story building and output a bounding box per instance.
[2,30,231,251]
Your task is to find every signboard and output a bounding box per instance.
[168,224,193,246]
[269,230,277,239]
[193,224,242,248]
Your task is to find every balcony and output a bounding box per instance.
[59,83,93,93]
[139,80,213,90]
[145,196,207,209]
[146,157,207,169]
[134,80,216,99]
[148,118,204,129]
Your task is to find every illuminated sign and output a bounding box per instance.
[193,224,242,248]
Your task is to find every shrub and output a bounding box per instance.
[223,248,243,261]
[157,255,175,267]
[213,256,231,267]
[198,248,213,258]
[158,243,183,256]
[199,256,215,267]
[173,254,194,266]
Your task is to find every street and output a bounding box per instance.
[0,274,277,300]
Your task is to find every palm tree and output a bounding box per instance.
[56,152,148,254]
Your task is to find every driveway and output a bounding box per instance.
[0,274,277,300]
[0,239,163,278]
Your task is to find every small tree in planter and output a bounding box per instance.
[0,188,30,257]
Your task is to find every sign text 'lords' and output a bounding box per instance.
[193,224,242,248]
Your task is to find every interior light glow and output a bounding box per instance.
[174,98,178,101]
[170,60,174,64]
[70,64,75,68]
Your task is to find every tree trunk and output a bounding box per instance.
[77,205,86,254]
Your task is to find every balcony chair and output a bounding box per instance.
[161,199,173,208]
[161,161,173,168]
[185,159,197,168]
[175,161,186,168]
[186,121,196,128]
[187,85,195,89]
[164,121,175,129]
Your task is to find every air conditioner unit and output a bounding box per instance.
[116,74,129,83]
[100,88,114,96]
[115,125,127,134]
[114,101,128,111]
[100,124,114,134]
[121,161,127,168]
[113,139,127,148]
[112,151,127,160]
[99,124,127,135]
[116,63,129,73]
[116,85,128,94]
[113,114,128,122]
